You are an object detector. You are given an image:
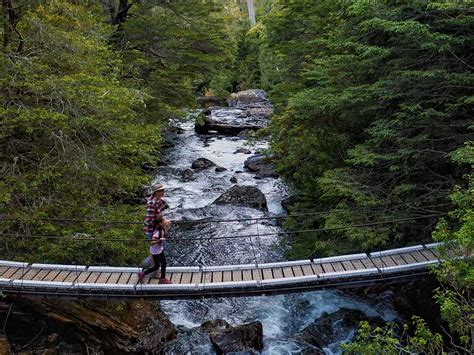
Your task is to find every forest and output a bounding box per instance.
[1,0,472,353]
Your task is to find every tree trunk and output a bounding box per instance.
[2,0,23,52]
[114,0,132,25]
[103,0,134,25]
[246,0,256,27]
[3,0,14,50]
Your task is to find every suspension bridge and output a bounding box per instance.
[0,242,443,300]
[0,209,450,299]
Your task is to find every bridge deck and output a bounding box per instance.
[0,243,442,299]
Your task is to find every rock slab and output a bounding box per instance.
[228,89,269,107]
[244,154,279,179]
[295,308,386,349]
[213,185,268,211]
[201,319,264,354]
[195,90,273,135]
[191,158,216,171]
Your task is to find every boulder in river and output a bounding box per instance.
[163,328,214,354]
[244,154,279,179]
[195,109,269,136]
[213,185,268,211]
[294,308,386,349]
[201,319,231,332]
[201,319,264,354]
[228,89,269,107]
[195,90,273,136]
[215,166,227,172]
[191,158,216,171]
[234,148,252,154]
[182,168,195,181]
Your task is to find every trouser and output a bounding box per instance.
[143,252,166,279]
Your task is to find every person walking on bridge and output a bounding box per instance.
[140,183,172,284]
[144,183,170,240]
[139,227,171,284]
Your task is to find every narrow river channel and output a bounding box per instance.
[154,98,399,354]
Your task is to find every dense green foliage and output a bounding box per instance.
[116,0,239,114]
[430,143,473,350]
[344,151,473,351]
[245,0,473,257]
[0,0,239,264]
[234,0,473,351]
[342,317,444,354]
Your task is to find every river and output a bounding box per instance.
[153,101,399,354]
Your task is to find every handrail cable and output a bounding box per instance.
[0,203,449,226]
[0,213,445,243]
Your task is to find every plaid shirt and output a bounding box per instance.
[144,195,166,234]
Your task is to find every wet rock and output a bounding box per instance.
[295,308,385,349]
[202,320,264,354]
[228,89,269,107]
[191,158,216,171]
[6,299,176,354]
[213,186,268,211]
[182,168,195,181]
[201,319,231,332]
[244,154,279,179]
[0,335,11,355]
[244,154,270,171]
[215,166,227,173]
[234,148,252,154]
[194,95,272,136]
[299,345,325,354]
[195,114,267,135]
[163,329,214,354]
[230,176,238,183]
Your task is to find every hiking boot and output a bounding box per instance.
[138,271,145,284]
[159,278,172,284]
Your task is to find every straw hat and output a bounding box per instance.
[150,183,165,194]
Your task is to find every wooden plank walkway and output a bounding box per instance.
[0,243,445,299]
